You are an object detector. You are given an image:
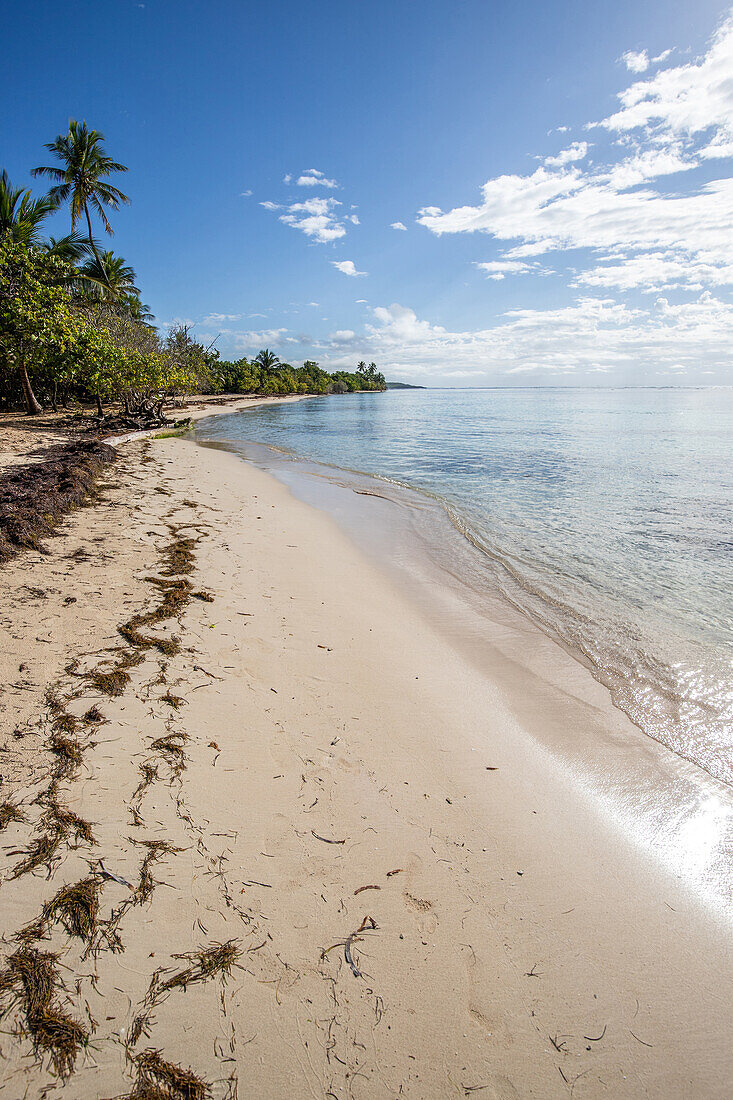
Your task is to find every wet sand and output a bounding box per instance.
[0,426,730,1098]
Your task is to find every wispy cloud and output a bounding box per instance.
[240,189,253,197]
[331,260,367,277]
[543,141,589,167]
[417,14,733,294]
[390,221,408,231]
[476,260,553,280]
[201,312,243,324]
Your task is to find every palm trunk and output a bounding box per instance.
[96,389,104,417]
[83,202,107,279]
[19,357,43,415]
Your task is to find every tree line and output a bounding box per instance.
[0,121,385,417]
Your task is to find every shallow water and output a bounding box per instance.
[195,388,733,787]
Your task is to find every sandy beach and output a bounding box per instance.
[0,414,730,1099]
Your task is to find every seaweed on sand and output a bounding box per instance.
[97,840,181,954]
[113,1047,210,1100]
[0,947,89,1079]
[161,531,197,577]
[87,648,144,697]
[18,876,102,944]
[0,801,24,830]
[49,731,84,774]
[156,941,242,995]
[10,787,96,879]
[149,733,188,775]
[128,941,241,1049]
[0,440,117,566]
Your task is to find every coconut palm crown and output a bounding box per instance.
[31,120,130,270]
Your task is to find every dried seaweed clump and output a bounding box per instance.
[0,947,88,1079]
[11,787,96,879]
[49,731,84,774]
[158,940,242,995]
[0,801,24,830]
[87,648,144,697]
[161,530,197,576]
[128,941,241,1050]
[118,1047,210,1100]
[0,440,117,566]
[19,876,101,944]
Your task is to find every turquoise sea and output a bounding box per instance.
[196,388,733,787]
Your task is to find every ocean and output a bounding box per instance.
[195,387,733,788]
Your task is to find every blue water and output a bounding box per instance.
[196,388,733,785]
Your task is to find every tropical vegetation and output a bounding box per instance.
[0,120,385,417]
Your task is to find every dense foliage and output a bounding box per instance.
[0,121,385,415]
[209,355,385,396]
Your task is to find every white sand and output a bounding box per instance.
[0,429,730,1098]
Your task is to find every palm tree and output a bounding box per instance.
[0,170,59,245]
[32,120,129,272]
[254,348,281,371]
[43,232,94,265]
[77,250,140,301]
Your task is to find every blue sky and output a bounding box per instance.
[3,0,733,384]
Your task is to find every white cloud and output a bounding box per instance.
[544,141,589,167]
[201,312,243,324]
[330,329,356,343]
[291,168,339,188]
[416,15,733,296]
[262,170,355,242]
[232,328,288,350]
[391,221,408,231]
[240,189,253,197]
[320,296,733,380]
[601,15,733,142]
[331,260,367,277]
[263,196,346,242]
[476,260,553,280]
[621,49,650,73]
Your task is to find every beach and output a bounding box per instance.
[0,416,731,1099]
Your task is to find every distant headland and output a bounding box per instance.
[385,381,426,390]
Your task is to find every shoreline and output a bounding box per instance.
[193,430,732,910]
[0,428,730,1096]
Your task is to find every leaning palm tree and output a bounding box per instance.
[254,348,281,371]
[31,120,129,271]
[0,170,59,245]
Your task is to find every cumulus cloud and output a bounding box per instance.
[287,168,339,188]
[261,195,349,242]
[621,49,650,73]
[417,14,733,295]
[320,296,733,380]
[331,260,367,277]
[390,221,408,230]
[262,170,355,241]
